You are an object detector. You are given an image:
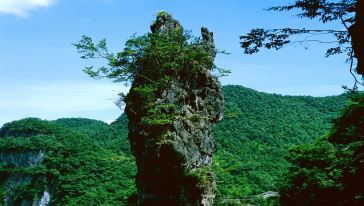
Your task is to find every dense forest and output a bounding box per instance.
[0,85,349,205]
[280,92,364,206]
[0,117,135,205]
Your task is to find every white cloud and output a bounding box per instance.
[0,0,56,17]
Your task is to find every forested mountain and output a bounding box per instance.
[213,86,348,205]
[0,118,136,205]
[280,92,364,206]
[0,85,348,205]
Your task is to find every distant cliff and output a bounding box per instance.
[0,149,49,206]
[0,118,136,206]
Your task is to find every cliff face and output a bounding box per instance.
[0,118,137,205]
[349,0,364,75]
[0,150,50,206]
[125,13,223,206]
[0,151,45,167]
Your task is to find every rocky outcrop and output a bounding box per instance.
[0,150,50,206]
[125,13,223,206]
[32,190,50,206]
[0,151,45,167]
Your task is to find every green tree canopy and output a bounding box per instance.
[280,92,364,205]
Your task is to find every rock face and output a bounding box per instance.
[349,0,364,75]
[0,150,50,206]
[125,13,223,206]
[0,151,45,167]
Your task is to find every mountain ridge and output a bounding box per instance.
[0,85,349,205]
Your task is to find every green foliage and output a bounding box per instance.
[280,92,364,205]
[213,85,348,204]
[280,139,340,205]
[0,118,136,205]
[0,186,6,202]
[0,118,65,138]
[251,197,279,206]
[0,86,348,205]
[156,11,169,18]
[12,178,45,204]
[74,13,228,137]
[188,166,215,189]
[239,0,364,87]
[74,21,220,85]
[140,103,178,127]
[240,0,354,57]
[132,85,158,101]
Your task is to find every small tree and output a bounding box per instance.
[73,14,229,108]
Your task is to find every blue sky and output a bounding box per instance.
[0,0,357,125]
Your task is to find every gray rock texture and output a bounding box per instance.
[0,151,45,167]
[0,150,50,206]
[125,13,223,206]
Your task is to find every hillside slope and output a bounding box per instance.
[0,85,348,205]
[0,118,135,205]
[213,85,348,201]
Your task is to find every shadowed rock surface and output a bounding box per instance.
[350,0,364,75]
[125,13,223,206]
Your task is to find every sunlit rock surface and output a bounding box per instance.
[125,13,223,206]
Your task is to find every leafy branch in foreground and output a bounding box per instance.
[73,34,150,84]
[240,0,363,88]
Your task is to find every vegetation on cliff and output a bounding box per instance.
[75,12,225,205]
[0,118,135,205]
[0,85,349,205]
